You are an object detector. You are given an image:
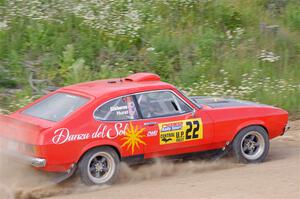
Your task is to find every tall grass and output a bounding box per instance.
[0,0,299,116]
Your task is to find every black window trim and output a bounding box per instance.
[93,89,195,122]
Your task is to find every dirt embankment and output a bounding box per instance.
[1,121,299,199]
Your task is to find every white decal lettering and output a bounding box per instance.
[147,130,158,137]
[52,128,69,144]
[115,123,128,136]
[110,105,128,112]
[52,123,128,144]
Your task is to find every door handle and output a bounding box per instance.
[144,122,157,126]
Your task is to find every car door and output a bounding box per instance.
[93,95,145,157]
[134,90,213,158]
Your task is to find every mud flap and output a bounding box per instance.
[52,164,77,184]
[211,142,232,161]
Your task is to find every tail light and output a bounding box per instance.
[19,143,40,155]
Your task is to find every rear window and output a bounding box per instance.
[22,93,89,122]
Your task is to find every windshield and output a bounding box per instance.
[22,93,89,122]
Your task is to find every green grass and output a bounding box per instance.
[0,0,299,117]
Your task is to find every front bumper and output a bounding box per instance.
[1,149,46,168]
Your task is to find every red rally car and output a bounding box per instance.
[0,73,289,185]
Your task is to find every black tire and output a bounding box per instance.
[232,126,269,163]
[78,146,120,185]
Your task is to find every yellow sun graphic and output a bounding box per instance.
[121,122,146,154]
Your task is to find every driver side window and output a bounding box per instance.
[135,91,192,119]
[94,96,139,121]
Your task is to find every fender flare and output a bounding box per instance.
[232,120,269,140]
[76,140,122,162]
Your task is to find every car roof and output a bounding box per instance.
[60,73,175,98]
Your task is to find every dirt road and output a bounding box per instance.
[1,121,299,199]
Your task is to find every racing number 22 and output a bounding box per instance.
[185,120,200,140]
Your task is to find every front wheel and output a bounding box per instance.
[78,147,120,185]
[232,126,269,163]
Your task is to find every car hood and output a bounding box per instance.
[190,96,269,108]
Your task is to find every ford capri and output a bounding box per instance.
[0,73,289,185]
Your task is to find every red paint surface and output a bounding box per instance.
[0,73,288,172]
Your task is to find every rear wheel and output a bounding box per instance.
[78,147,120,185]
[232,126,269,163]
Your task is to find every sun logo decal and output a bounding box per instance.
[121,122,146,154]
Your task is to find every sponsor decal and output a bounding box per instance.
[147,130,158,137]
[52,122,147,154]
[121,122,146,154]
[159,119,203,145]
[52,123,128,145]
[161,122,183,132]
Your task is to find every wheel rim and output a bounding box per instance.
[240,131,265,160]
[87,152,115,184]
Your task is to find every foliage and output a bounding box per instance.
[0,0,299,116]
[284,2,300,31]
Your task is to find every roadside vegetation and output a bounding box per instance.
[0,0,299,117]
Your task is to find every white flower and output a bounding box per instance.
[0,21,9,30]
[258,50,280,63]
[226,30,233,39]
[146,47,155,52]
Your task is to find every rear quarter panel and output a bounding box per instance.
[39,97,135,172]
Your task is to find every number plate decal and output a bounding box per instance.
[159,119,203,145]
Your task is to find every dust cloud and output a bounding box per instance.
[0,153,240,199]
[118,158,239,183]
